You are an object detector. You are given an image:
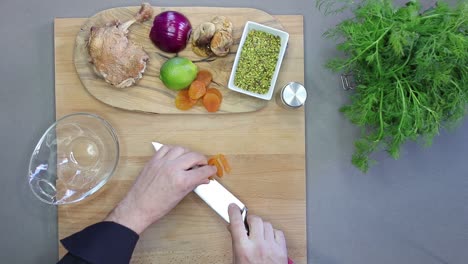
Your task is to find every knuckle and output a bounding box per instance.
[189,152,202,161]
[206,164,216,173]
[248,215,262,224]
[231,222,243,230]
[160,145,170,152]
[173,146,185,153]
[163,145,173,151]
[195,152,206,161]
[275,229,285,241]
[203,165,216,175]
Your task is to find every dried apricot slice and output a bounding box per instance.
[175,90,197,110]
[206,87,223,102]
[188,80,207,100]
[218,154,231,173]
[196,70,213,87]
[203,92,221,112]
[208,157,223,177]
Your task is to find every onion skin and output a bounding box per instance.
[150,11,192,53]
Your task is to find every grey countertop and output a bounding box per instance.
[1,0,467,263]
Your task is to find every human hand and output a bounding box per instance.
[228,204,288,264]
[106,145,217,234]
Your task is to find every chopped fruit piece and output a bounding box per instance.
[188,80,207,100]
[203,92,221,112]
[175,90,197,110]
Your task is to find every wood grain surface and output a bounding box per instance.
[56,10,306,263]
[75,6,288,114]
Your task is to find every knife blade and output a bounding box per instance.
[151,142,248,224]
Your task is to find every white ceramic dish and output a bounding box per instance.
[228,21,289,100]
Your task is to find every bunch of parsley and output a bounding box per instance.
[322,0,467,172]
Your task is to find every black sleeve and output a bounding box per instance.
[57,221,139,264]
[57,253,90,264]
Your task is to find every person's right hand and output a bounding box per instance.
[228,204,288,264]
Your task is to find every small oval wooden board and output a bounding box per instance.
[74,6,285,114]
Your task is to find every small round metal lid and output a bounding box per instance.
[281,82,307,108]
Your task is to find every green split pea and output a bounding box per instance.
[234,30,281,94]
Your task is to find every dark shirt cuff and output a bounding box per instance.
[61,221,139,264]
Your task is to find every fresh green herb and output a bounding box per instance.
[321,0,468,172]
[234,30,281,94]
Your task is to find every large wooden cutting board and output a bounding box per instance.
[56,10,306,264]
[75,6,287,114]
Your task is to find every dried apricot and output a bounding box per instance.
[203,92,221,112]
[208,157,223,177]
[206,87,223,102]
[196,70,213,87]
[218,154,231,173]
[188,80,207,100]
[175,90,197,110]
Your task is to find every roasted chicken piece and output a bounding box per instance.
[88,3,154,88]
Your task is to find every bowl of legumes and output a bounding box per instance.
[228,21,289,100]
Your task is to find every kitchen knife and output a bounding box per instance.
[151,142,248,224]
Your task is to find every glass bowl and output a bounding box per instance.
[28,113,119,205]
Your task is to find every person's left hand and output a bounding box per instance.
[105,145,216,234]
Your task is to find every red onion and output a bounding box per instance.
[150,11,192,53]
